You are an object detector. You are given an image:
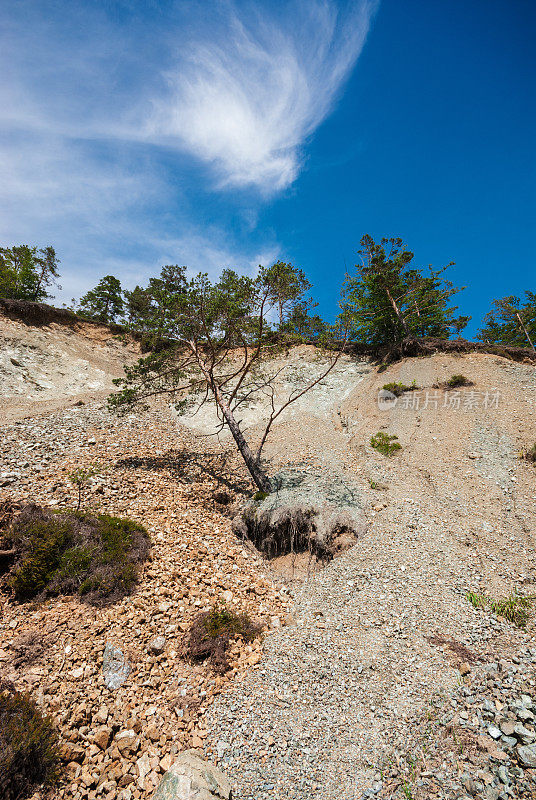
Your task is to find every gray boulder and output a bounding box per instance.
[102,642,131,690]
[153,750,231,799]
[233,468,366,561]
[518,743,536,767]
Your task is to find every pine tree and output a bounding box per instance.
[341,235,467,346]
[77,276,124,324]
[478,293,536,351]
[110,264,342,491]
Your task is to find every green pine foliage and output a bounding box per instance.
[0,245,60,302]
[340,235,468,346]
[478,292,536,350]
[76,275,124,324]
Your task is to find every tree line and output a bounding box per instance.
[1,237,533,350]
[2,236,534,490]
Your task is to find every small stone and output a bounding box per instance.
[221,590,233,604]
[500,721,516,737]
[148,636,166,655]
[102,642,131,690]
[488,724,502,739]
[93,726,113,750]
[518,743,536,767]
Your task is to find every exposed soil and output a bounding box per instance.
[2,307,536,800]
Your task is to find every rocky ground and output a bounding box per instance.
[0,401,290,800]
[1,321,536,800]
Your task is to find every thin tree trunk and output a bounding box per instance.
[386,287,409,335]
[194,353,272,492]
[217,394,272,493]
[516,312,536,352]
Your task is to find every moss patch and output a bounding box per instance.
[0,688,60,800]
[0,504,149,605]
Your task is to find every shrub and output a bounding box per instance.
[446,374,472,388]
[185,605,261,673]
[382,380,418,397]
[253,490,270,503]
[523,444,536,463]
[370,432,402,456]
[0,688,60,800]
[466,590,532,628]
[1,504,149,605]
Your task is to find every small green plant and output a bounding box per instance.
[465,591,488,610]
[0,688,60,800]
[253,490,270,503]
[382,380,418,397]
[370,432,402,456]
[400,783,414,800]
[490,594,532,627]
[446,374,472,388]
[466,590,533,627]
[185,605,261,673]
[67,464,101,510]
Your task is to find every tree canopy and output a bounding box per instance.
[0,245,60,302]
[340,235,468,346]
[109,264,344,491]
[76,275,124,324]
[478,293,536,351]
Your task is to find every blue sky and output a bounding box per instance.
[1,0,534,334]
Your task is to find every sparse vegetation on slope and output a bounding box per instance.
[185,606,261,674]
[466,590,533,627]
[370,431,402,456]
[0,687,60,800]
[0,504,149,604]
[382,380,418,396]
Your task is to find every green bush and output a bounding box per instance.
[382,380,418,397]
[0,688,60,800]
[370,432,402,456]
[185,605,261,673]
[1,504,149,605]
[446,374,472,388]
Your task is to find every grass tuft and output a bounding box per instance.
[0,688,60,800]
[446,374,473,388]
[466,590,533,627]
[382,381,418,397]
[370,432,402,457]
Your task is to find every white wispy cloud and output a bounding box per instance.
[0,0,377,299]
[148,1,377,192]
